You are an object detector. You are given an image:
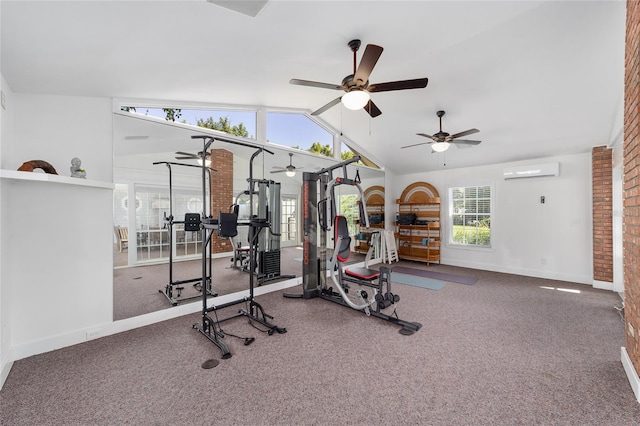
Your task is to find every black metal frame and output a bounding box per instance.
[286,157,422,335]
[190,135,287,359]
[152,161,217,306]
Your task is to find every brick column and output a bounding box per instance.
[624,0,640,377]
[592,146,613,283]
[209,149,233,254]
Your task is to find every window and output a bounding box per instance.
[449,185,492,247]
[340,193,360,238]
[121,107,256,140]
[266,112,334,158]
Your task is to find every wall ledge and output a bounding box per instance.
[0,169,114,189]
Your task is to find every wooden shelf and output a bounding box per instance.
[0,169,114,190]
[396,182,440,265]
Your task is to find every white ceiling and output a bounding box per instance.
[1,1,626,175]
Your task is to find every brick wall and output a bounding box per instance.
[210,149,233,254]
[624,0,640,375]
[592,146,613,282]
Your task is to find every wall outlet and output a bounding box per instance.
[86,328,102,340]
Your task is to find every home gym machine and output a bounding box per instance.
[286,157,421,335]
[153,160,217,306]
[228,183,295,284]
[191,135,286,359]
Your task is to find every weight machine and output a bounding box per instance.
[286,157,421,335]
[153,161,217,306]
[227,182,295,284]
[190,135,287,359]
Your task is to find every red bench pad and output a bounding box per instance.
[345,267,380,281]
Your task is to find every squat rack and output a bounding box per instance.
[190,135,287,359]
[153,160,217,306]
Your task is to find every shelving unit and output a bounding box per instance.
[395,182,441,265]
[354,186,385,255]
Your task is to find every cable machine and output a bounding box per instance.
[228,182,295,284]
[191,135,287,359]
[287,157,422,335]
[153,161,217,306]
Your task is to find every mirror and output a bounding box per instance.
[112,111,385,321]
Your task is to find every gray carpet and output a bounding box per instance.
[3,264,639,425]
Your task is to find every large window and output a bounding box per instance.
[449,185,492,247]
[266,112,334,157]
[122,107,256,139]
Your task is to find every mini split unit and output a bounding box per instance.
[503,163,559,180]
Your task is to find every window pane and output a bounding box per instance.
[478,199,491,214]
[464,199,477,213]
[266,112,333,157]
[122,107,256,139]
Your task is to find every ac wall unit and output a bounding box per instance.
[503,163,559,180]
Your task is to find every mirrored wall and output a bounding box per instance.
[112,108,385,321]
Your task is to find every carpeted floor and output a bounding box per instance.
[2,262,638,425]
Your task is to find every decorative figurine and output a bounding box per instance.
[70,157,86,179]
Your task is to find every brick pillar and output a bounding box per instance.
[592,146,613,283]
[624,0,640,377]
[209,149,233,254]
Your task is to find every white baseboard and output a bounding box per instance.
[621,347,640,403]
[4,276,302,390]
[593,280,614,291]
[0,347,15,390]
[440,257,593,285]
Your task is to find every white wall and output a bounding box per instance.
[0,73,15,387]
[395,153,593,284]
[1,94,114,364]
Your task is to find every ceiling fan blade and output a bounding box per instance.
[368,78,428,93]
[175,156,195,160]
[175,151,196,157]
[289,79,343,90]
[364,99,382,117]
[416,133,437,141]
[401,141,430,149]
[449,128,480,139]
[353,44,383,86]
[452,139,482,146]
[311,97,342,116]
[270,169,287,174]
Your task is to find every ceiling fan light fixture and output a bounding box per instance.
[197,158,212,166]
[342,90,370,110]
[285,170,296,177]
[432,142,450,152]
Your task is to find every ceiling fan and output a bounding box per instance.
[175,150,211,165]
[290,39,429,118]
[271,153,302,177]
[401,110,481,152]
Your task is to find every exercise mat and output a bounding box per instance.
[391,266,477,285]
[390,272,446,291]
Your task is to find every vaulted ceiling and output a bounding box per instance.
[1,1,625,175]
